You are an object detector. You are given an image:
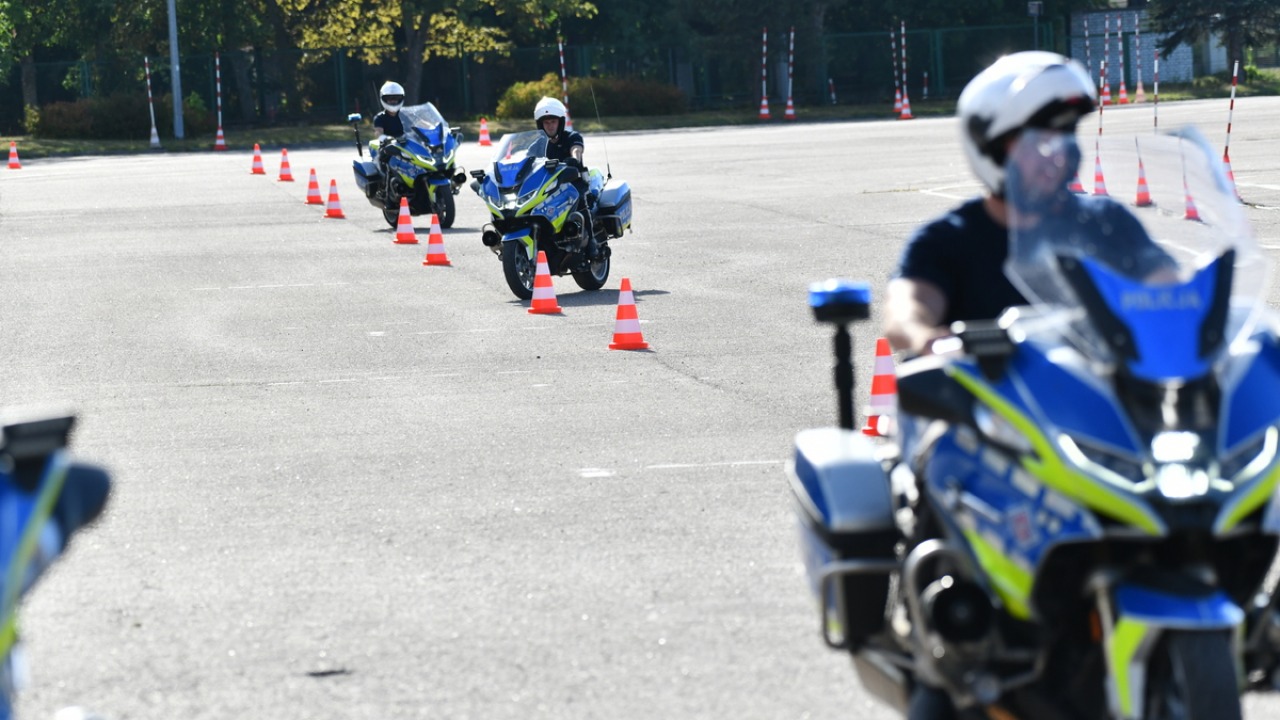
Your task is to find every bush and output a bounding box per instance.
[31,93,216,140]
[495,73,685,119]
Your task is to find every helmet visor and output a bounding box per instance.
[381,94,404,105]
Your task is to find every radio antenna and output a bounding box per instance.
[588,83,611,180]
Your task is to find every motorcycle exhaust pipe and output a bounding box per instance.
[921,575,994,644]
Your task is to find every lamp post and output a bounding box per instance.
[1028,1,1044,51]
[167,0,185,139]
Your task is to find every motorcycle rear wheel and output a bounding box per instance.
[571,251,610,292]
[1143,630,1242,720]
[501,241,536,300]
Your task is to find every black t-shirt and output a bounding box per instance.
[373,110,404,138]
[894,195,1177,327]
[894,198,1022,326]
[544,131,584,162]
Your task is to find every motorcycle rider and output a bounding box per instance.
[884,51,1178,720]
[372,81,407,180]
[534,96,600,260]
[884,51,1101,359]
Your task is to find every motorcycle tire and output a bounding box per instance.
[501,241,536,300]
[436,190,456,229]
[1142,630,1242,720]
[382,203,399,228]
[571,251,610,292]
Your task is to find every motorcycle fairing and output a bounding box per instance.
[926,424,1105,619]
[502,227,535,259]
[1103,583,1243,719]
[1224,334,1280,450]
[1071,253,1229,382]
[0,450,70,660]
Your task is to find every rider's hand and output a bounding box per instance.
[563,157,584,171]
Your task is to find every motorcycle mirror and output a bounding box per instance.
[470,169,486,179]
[347,113,362,124]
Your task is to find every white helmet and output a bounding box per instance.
[379,81,405,113]
[957,51,1096,196]
[534,96,568,137]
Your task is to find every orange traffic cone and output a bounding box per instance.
[394,197,418,244]
[528,250,562,314]
[478,118,492,146]
[1184,181,1201,222]
[277,149,294,182]
[758,96,771,120]
[862,338,897,437]
[304,169,323,205]
[608,278,649,350]
[1102,79,1112,106]
[213,126,228,151]
[1224,150,1242,202]
[1118,81,1129,104]
[422,214,451,266]
[1068,171,1085,194]
[1092,154,1108,196]
[893,88,902,114]
[1135,80,1146,104]
[784,95,797,120]
[324,180,346,219]
[1135,158,1153,207]
[250,144,265,174]
[899,91,914,120]
[7,141,21,169]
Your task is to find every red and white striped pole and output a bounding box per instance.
[557,38,574,132]
[1153,50,1160,131]
[923,71,929,100]
[213,51,228,150]
[784,26,796,120]
[1093,58,1108,196]
[1117,14,1129,103]
[144,56,161,149]
[828,77,837,105]
[899,21,912,119]
[1224,59,1242,200]
[1101,14,1112,105]
[891,29,900,114]
[758,27,771,120]
[1133,13,1145,103]
[1083,17,1093,91]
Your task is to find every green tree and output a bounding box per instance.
[286,0,597,106]
[1147,0,1280,74]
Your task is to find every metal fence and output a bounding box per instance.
[1,20,1067,135]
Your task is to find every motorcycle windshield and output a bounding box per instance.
[399,103,450,147]
[491,130,548,164]
[1004,128,1269,381]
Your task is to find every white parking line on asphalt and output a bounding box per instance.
[645,459,783,470]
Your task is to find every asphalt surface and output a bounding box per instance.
[4,97,1280,719]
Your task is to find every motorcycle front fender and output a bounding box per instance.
[502,228,535,260]
[1102,582,1245,719]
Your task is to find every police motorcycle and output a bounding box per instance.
[0,412,110,719]
[348,102,468,229]
[789,127,1280,719]
[469,131,632,301]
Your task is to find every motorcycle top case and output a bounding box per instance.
[352,160,380,196]
[597,180,632,237]
[788,427,900,646]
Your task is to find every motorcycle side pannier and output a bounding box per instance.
[788,427,900,649]
[352,160,380,198]
[597,180,632,239]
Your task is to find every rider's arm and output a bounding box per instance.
[884,277,952,356]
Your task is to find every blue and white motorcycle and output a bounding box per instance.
[790,128,1280,719]
[348,103,467,229]
[0,413,110,720]
[469,130,632,300]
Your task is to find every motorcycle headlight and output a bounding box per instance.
[1154,462,1210,500]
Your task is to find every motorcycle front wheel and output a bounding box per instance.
[501,241,536,300]
[382,199,399,228]
[435,190,456,229]
[1142,630,1242,720]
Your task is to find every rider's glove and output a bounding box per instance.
[563,157,584,171]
